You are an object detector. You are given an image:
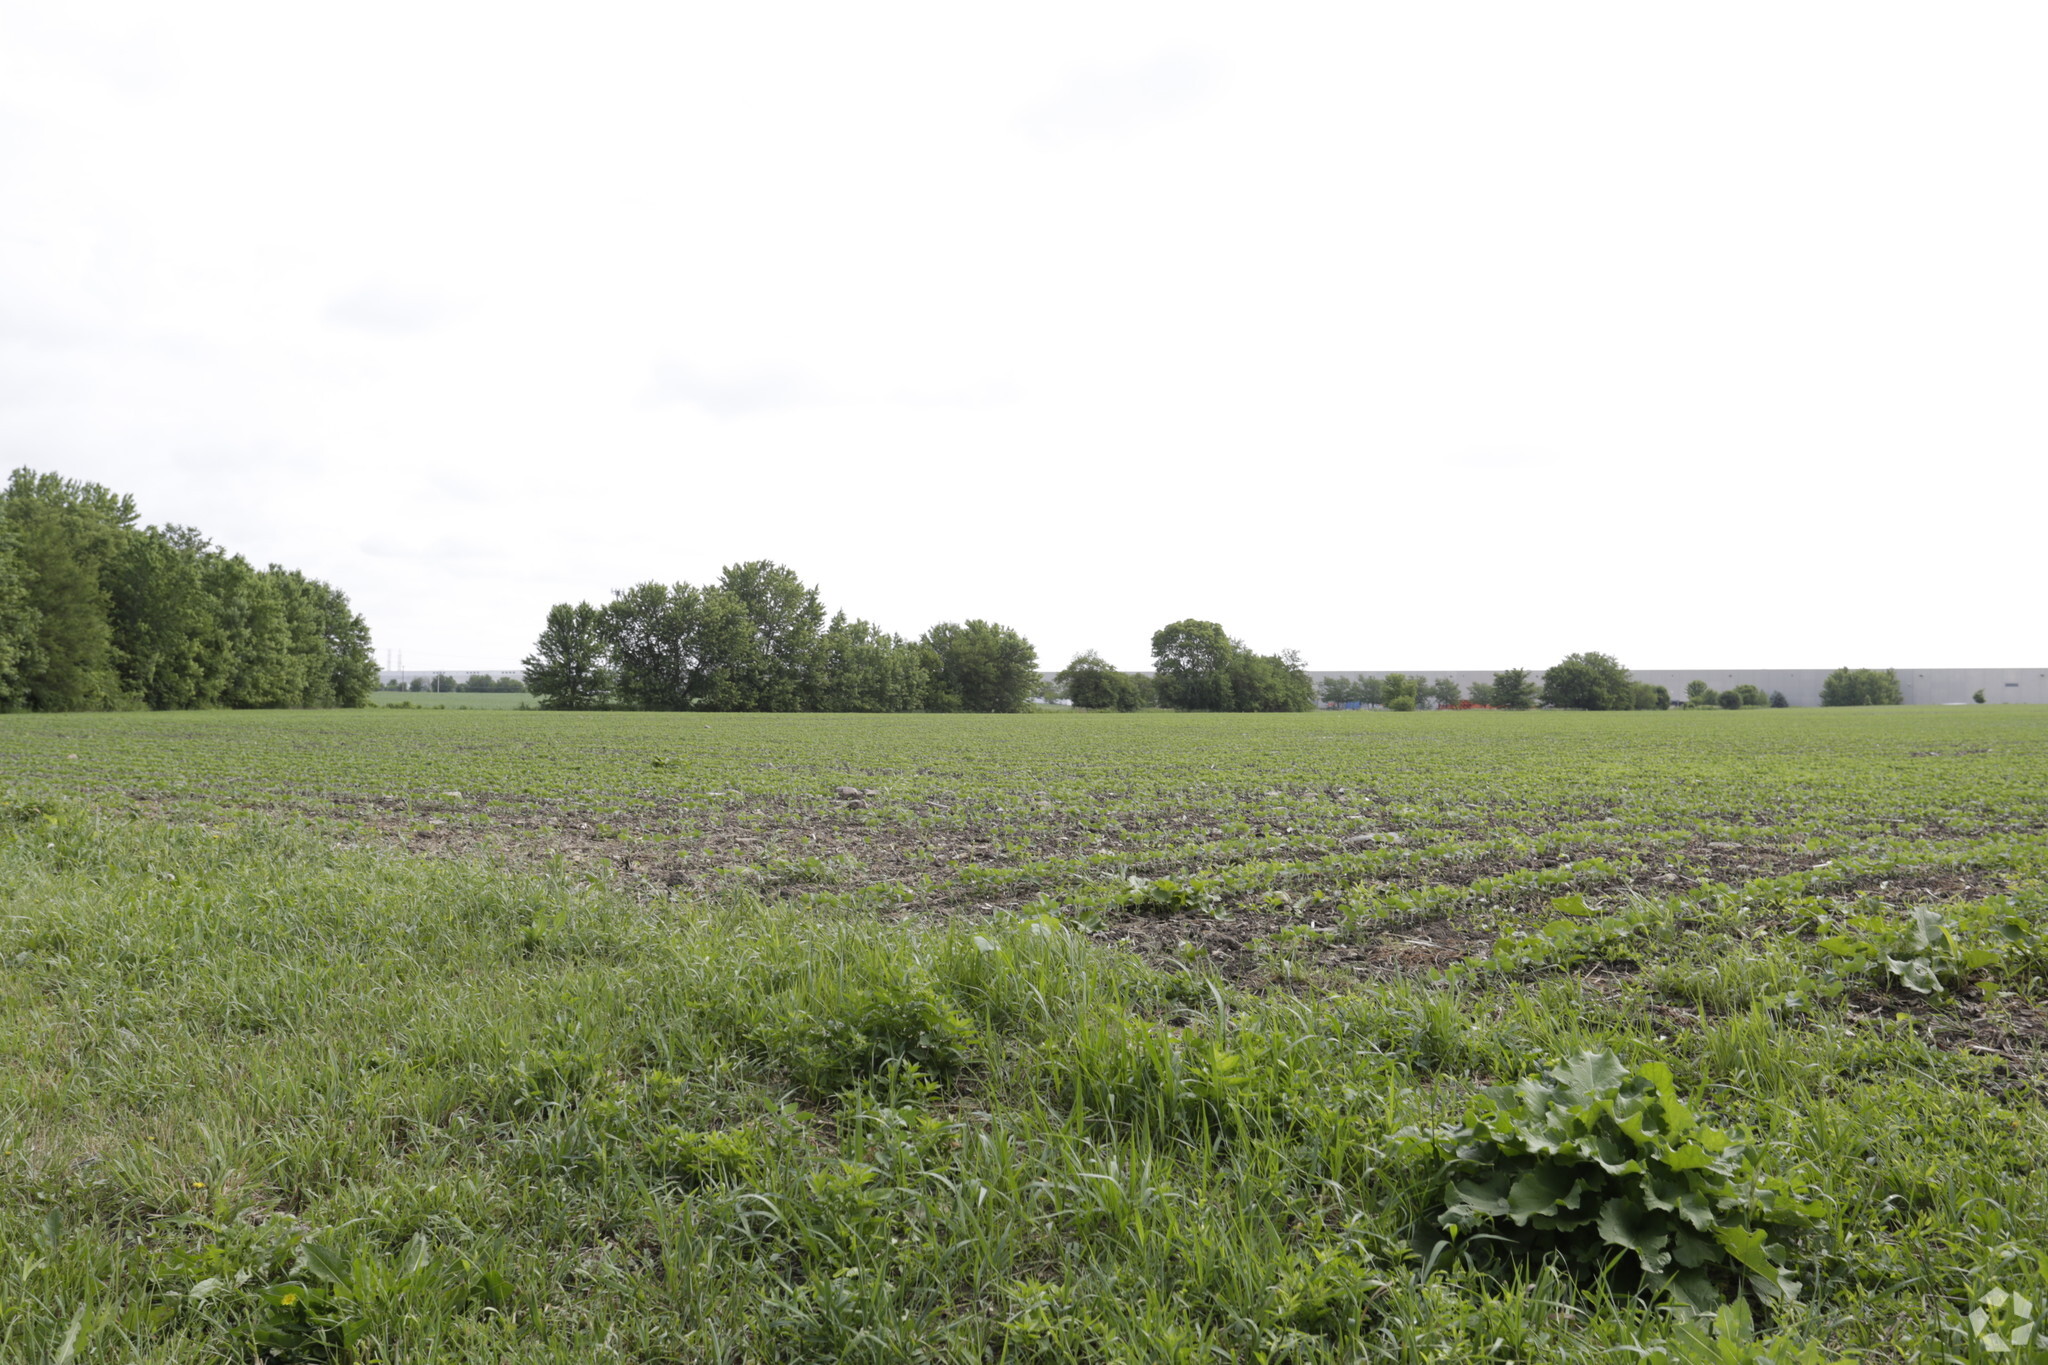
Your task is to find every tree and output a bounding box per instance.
[1820,667,1903,707]
[1770,691,1790,708]
[1222,648,1314,712]
[1058,650,1140,711]
[522,602,613,709]
[1718,689,1742,710]
[1686,680,1710,706]
[602,581,745,710]
[1467,680,1496,707]
[921,620,1039,712]
[1540,653,1635,711]
[268,567,377,707]
[0,522,29,710]
[1150,620,1233,711]
[1733,683,1766,708]
[811,613,926,712]
[1489,668,1535,711]
[1318,674,1358,706]
[1382,673,1420,709]
[1429,677,1462,707]
[1973,689,1987,704]
[706,560,825,711]
[1,469,136,710]
[1632,682,1671,710]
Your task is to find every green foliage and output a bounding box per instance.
[1400,1052,1821,1308]
[1975,689,1989,705]
[1815,904,2036,996]
[757,978,983,1096]
[1820,667,1903,707]
[521,601,613,709]
[1720,690,1743,711]
[1058,650,1142,710]
[1490,667,1536,710]
[1635,682,1672,711]
[1542,652,1637,711]
[1149,619,1310,712]
[1770,691,1790,709]
[1121,873,1224,916]
[1386,694,1417,712]
[921,618,1040,712]
[0,469,374,713]
[1429,676,1462,706]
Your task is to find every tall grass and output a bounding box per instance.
[1,794,2043,1360]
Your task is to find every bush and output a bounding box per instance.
[1820,667,1903,707]
[1541,653,1636,711]
[1489,668,1535,710]
[1769,691,1790,709]
[1975,689,1987,704]
[1057,651,1141,711]
[1385,695,1416,712]
[1719,690,1742,710]
[1397,1052,1821,1309]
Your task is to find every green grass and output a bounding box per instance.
[1,707,2045,1361]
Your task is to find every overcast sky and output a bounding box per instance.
[3,4,2043,674]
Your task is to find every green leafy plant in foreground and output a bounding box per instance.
[1399,1052,1823,1310]
[1816,904,2036,996]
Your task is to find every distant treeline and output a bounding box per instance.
[398,674,529,694]
[0,469,377,712]
[522,561,1040,712]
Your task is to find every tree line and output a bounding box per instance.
[520,562,1041,712]
[0,469,377,712]
[1056,647,1909,712]
[1053,620,1317,712]
[401,673,529,694]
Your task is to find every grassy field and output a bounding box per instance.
[2,706,2044,1361]
[366,689,533,710]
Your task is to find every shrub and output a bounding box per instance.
[1769,691,1789,709]
[1719,691,1742,711]
[1397,1052,1821,1309]
[1490,668,1535,710]
[1820,667,1903,707]
[1975,689,1988,704]
[1386,695,1416,712]
[1541,653,1636,711]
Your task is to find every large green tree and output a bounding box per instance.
[1,469,135,710]
[1057,650,1141,711]
[1149,619,1310,712]
[811,613,926,712]
[1820,667,1903,707]
[1150,619,1234,711]
[523,602,614,709]
[1490,668,1535,710]
[921,619,1040,712]
[1540,652,1636,711]
[702,561,825,712]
